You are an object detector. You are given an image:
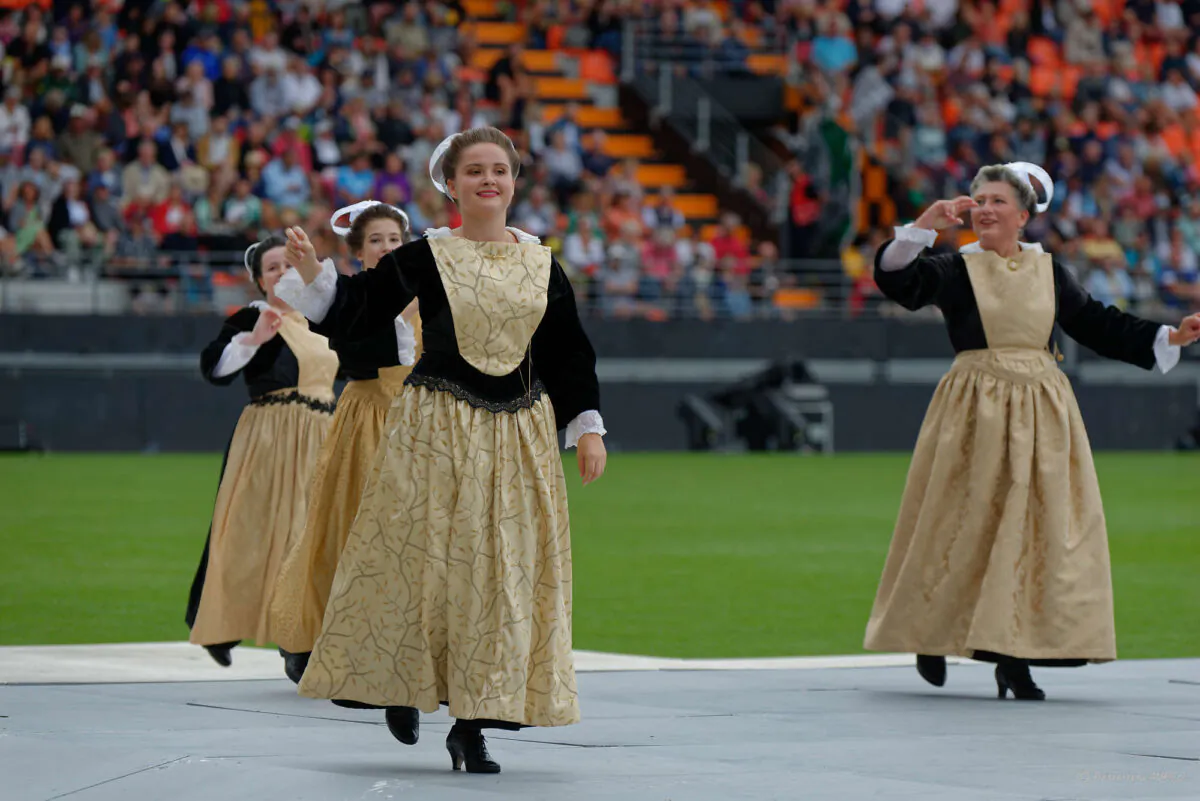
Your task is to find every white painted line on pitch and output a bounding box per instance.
[0,642,973,685]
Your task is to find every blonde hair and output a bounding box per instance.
[441,127,521,190]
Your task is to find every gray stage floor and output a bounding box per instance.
[3,659,1198,801]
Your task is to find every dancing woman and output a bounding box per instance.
[269,201,422,685]
[187,236,339,668]
[863,162,1200,700]
[275,126,607,772]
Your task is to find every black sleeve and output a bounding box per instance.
[200,307,269,385]
[1054,259,1161,370]
[310,241,423,342]
[872,240,960,311]
[531,257,601,431]
[330,327,402,372]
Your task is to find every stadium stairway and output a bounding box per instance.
[458,0,736,242]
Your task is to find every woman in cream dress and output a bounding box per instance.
[863,163,1200,700]
[275,127,607,773]
[269,202,422,687]
[187,236,339,669]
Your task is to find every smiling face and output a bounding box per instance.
[257,245,289,301]
[446,142,515,217]
[971,180,1029,252]
[357,218,405,270]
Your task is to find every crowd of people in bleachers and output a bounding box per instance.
[0,0,1197,322]
[768,0,1200,321]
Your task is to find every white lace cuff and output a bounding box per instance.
[1154,325,1181,374]
[395,313,417,366]
[879,225,938,271]
[213,332,259,378]
[275,258,338,323]
[565,410,606,449]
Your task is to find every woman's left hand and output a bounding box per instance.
[1168,314,1200,347]
[577,433,607,486]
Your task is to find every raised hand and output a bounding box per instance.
[285,226,322,284]
[1168,313,1200,347]
[246,307,283,346]
[914,196,979,232]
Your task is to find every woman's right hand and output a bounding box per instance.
[914,196,978,231]
[245,307,282,346]
[285,226,323,284]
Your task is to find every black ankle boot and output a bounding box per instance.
[446,724,501,774]
[203,641,237,667]
[916,654,947,687]
[278,649,310,684]
[384,706,419,745]
[995,658,1045,701]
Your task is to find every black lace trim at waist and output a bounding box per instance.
[405,373,545,413]
[249,390,336,414]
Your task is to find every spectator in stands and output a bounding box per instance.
[562,215,606,287]
[47,177,102,259]
[749,241,783,316]
[160,121,197,173]
[581,129,616,179]
[223,178,263,237]
[602,191,642,240]
[88,182,122,251]
[786,160,821,260]
[641,225,680,296]
[213,55,251,116]
[718,257,754,319]
[57,105,104,175]
[373,152,413,209]
[603,219,643,317]
[544,129,583,207]
[1085,254,1136,310]
[151,182,199,252]
[709,212,750,275]
[262,148,310,214]
[512,184,558,238]
[546,102,583,153]
[25,116,58,163]
[0,87,31,156]
[7,181,53,266]
[643,186,684,231]
[334,151,376,207]
[1158,230,1200,312]
[281,54,322,116]
[122,138,171,209]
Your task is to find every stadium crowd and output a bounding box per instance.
[0,0,1196,322]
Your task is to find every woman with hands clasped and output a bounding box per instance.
[187,236,338,671]
[273,126,606,774]
[863,162,1200,701]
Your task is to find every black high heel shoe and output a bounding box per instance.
[278,648,310,684]
[384,706,419,745]
[916,654,947,687]
[995,660,1045,701]
[446,725,501,774]
[203,641,237,667]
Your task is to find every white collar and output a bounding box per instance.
[423,226,542,244]
[959,240,1044,254]
[249,300,270,311]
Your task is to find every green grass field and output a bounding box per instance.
[1,452,1196,658]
